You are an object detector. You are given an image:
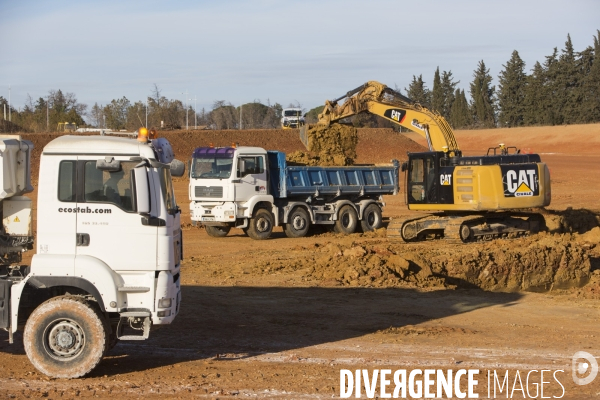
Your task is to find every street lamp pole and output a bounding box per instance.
[46,97,49,131]
[8,85,11,122]
[193,95,197,129]
[145,98,148,128]
[181,90,189,130]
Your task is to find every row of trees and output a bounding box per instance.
[2,30,599,133]
[0,90,87,132]
[402,31,600,129]
[0,84,288,132]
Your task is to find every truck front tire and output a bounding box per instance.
[205,225,231,237]
[284,207,310,238]
[247,208,273,240]
[334,205,358,235]
[24,296,107,379]
[360,204,383,232]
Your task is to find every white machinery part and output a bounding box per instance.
[2,196,32,236]
[0,135,33,199]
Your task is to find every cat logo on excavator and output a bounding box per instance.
[502,166,539,197]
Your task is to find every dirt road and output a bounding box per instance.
[1,126,599,398]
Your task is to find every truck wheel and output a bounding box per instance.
[247,208,273,240]
[333,205,358,235]
[205,225,231,237]
[23,296,107,379]
[284,207,310,238]
[360,204,383,232]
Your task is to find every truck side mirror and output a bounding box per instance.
[133,167,150,213]
[401,162,408,172]
[170,159,185,177]
[237,159,246,178]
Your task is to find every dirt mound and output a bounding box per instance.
[286,150,350,166]
[296,123,358,166]
[542,208,600,233]
[251,231,595,293]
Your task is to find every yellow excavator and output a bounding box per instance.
[300,81,551,242]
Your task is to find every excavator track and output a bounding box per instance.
[387,212,545,244]
[386,214,443,241]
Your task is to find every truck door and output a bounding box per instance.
[235,155,268,202]
[407,154,438,204]
[75,159,158,271]
[34,159,77,274]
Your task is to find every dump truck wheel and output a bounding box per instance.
[360,204,382,232]
[334,205,358,234]
[284,207,310,238]
[247,209,273,240]
[205,225,231,237]
[24,296,107,379]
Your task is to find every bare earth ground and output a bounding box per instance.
[1,125,600,398]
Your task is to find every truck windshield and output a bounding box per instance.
[284,110,301,117]
[191,157,233,179]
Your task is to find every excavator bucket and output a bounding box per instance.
[299,124,310,150]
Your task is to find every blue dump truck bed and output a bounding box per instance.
[267,151,400,199]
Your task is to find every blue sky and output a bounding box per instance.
[1,0,598,116]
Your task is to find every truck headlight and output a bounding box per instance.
[224,210,235,219]
[158,297,172,308]
[157,310,172,317]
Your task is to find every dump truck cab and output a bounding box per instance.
[281,108,305,129]
[0,133,185,378]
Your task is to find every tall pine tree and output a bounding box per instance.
[556,34,579,124]
[497,50,527,127]
[449,89,472,129]
[431,67,458,120]
[585,30,600,122]
[440,71,458,120]
[469,60,496,128]
[405,75,431,107]
[523,61,547,125]
[431,67,444,114]
[542,48,560,125]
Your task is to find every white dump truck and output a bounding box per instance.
[280,108,305,129]
[0,130,185,378]
[189,146,399,239]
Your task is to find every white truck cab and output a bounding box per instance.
[189,146,273,239]
[280,108,305,129]
[0,132,185,378]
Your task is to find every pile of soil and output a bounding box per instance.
[251,228,598,293]
[542,208,600,233]
[293,123,358,166]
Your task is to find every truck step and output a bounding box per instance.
[118,286,150,293]
[118,335,148,341]
[119,311,151,317]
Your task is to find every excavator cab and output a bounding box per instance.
[405,152,454,206]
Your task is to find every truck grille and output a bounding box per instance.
[195,186,223,198]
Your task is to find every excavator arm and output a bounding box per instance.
[305,81,460,154]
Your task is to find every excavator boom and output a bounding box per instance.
[300,81,460,154]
